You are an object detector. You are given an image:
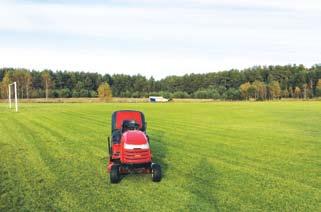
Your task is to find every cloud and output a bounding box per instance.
[0,0,320,78]
[109,0,321,12]
[1,2,319,40]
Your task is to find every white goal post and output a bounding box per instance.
[8,82,18,112]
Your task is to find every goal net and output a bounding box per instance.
[8,82,18,112]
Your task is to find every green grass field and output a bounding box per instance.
[1,102,321,211]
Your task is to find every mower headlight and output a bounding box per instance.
[124,143,149,150]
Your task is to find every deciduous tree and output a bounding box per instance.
[240,82,251,100]
[1,73,10,99]
[41,70,52,100]
[268,81,281,99]
[294,87,301,98]
[252,80,267,100]
[98,83,112,102]
[316,79,321,97]
[25,71,32,99]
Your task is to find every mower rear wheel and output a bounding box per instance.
[151,164,162,182]
[110,165,120,183]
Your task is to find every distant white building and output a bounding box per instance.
[149,96,169,102]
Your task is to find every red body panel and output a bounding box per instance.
[111,144,121,159]
[121,130,148,145]
[115,111,143,129]
[122,149,151,164]
[120,131,151,164]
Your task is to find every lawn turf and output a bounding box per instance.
[0,102,321,211]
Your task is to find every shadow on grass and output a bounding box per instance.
[149,130,168,175]
[186,159,219,211]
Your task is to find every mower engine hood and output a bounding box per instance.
[121,130,149,150]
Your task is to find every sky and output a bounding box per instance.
[0,0,320,79]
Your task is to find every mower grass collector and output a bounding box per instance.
[107,110,162,183]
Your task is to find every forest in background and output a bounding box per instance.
[1,64,321,100]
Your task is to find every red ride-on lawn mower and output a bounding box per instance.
[107,110,162,183]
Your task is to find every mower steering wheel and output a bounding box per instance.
[122,120,139,131]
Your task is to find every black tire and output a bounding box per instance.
[110,165,120,184]
[151,163,162,182]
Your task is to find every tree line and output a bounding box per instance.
[1,64,321,100]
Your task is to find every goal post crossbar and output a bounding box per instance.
[8,82,18,112]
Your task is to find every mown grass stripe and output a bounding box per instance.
[1,102,321,211]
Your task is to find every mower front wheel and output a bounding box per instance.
[151,163,162,182]
[110,165,120,184]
